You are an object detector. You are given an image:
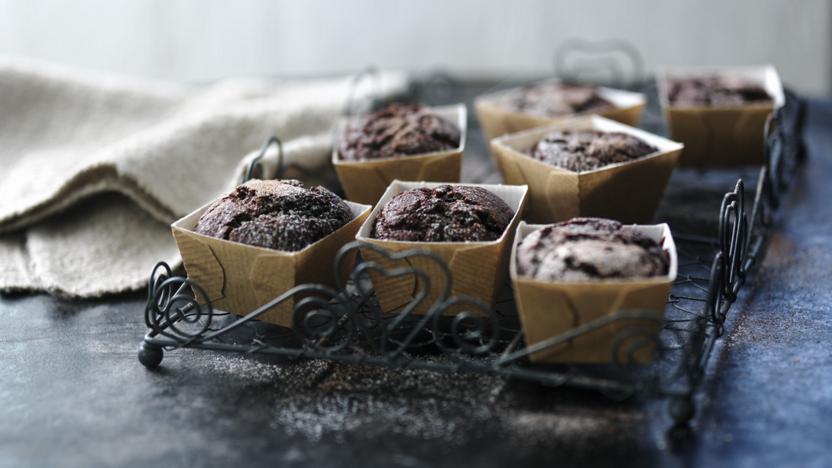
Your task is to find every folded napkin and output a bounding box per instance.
[0,58,407,297]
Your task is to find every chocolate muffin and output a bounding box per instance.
[194,179,352,251]
[496,83,614,117]
[338,103,461,161]
[516,218,669,282]
[372,185,514,242]
[527,130,657,172]
[667,75,772,107]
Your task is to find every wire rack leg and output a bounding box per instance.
[669,393,695,427]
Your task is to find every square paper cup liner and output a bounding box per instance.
[172,199,371,327]
[511,221,677,364]
[656,65,784,167]
[333,104,466,205]
[356,180,528,316]
[491,115,683,224]
[474,80,646,143]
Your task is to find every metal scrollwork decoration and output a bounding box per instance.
[435,296,500,356]
[719,180,748,302]
[145,262,215,342]
[243,136,284,183]
[611,322,662,368]
[554,38,645,89]
[344,65,382,118]
[415,71,461,106]
[347,243,450,355]
[242,135,325,184]
[292,293,356,354]
[138,87,805,434]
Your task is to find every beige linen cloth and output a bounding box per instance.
[0,58,407,297]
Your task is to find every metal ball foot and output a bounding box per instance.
[138,342,163,369]
[669,394,695,425]
[666,395,696,448]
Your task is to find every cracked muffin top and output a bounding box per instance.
[666,74,772,107]
[338,103,461,161]
[492,83,614,117]
[516,217,669,282]
[527,129,658,172]
[194,179,352,251]
[372,185,514,242]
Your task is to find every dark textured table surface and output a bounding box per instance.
[2,85,831,468]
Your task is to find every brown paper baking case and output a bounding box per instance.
[510,221,677,364]
[656,65,784,167]
[172,200,371,327]
[355,180,528,316]
[332,104,466,205]
[474,80,646,143]
[491,115,683,224]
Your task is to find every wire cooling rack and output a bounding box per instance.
[137,52,806,433]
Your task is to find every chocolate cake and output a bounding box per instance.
[516,218,668,282]
[527,130,658,172]
[372,185,514,242]
[194,179,352,252]
[338,103,461,161]
[496,83,614,117]
[667,74,772,107]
